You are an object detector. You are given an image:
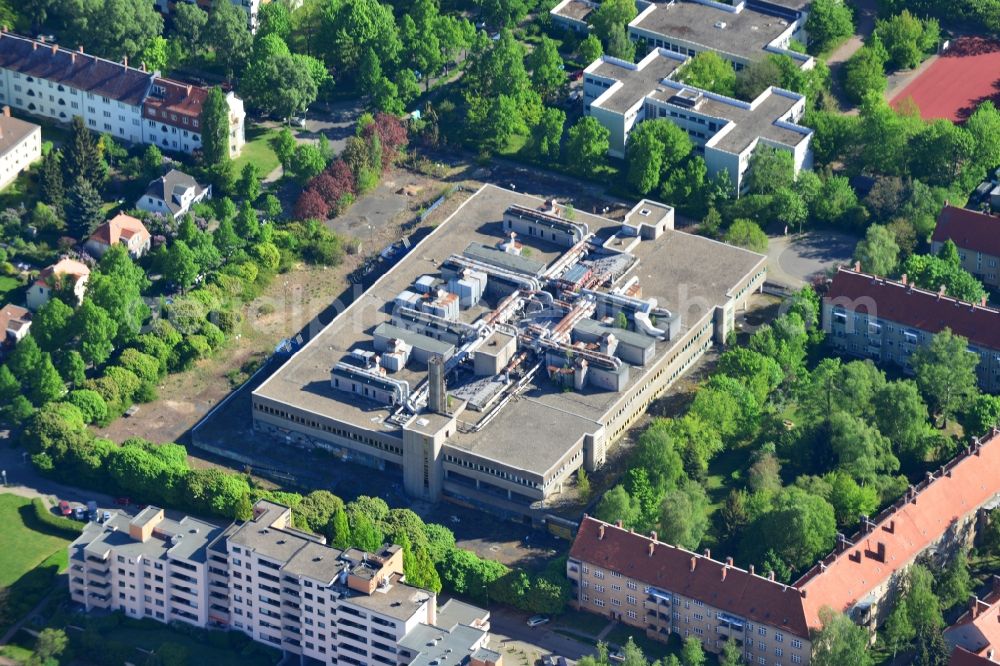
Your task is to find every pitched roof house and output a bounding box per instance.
[931,205,1000,288]
[25,257,90,310]
[136,169,211,219]
[945,577,1000,665]
[85,213,151,259]
[0,303,30,346]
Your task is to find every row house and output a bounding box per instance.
[944,576,1000,665]
[0,31,244,157]
[931,205,1000,290]
[570,428,1000,663]
[70,501,496,666]
[823,267,1000,393]
[0,105,40,188]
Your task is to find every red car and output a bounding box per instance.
[58,500,72,516]
[115,497,131,506]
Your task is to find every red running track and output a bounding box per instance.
[890,37,1000,122]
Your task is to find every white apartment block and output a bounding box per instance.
[583,49,813,193]
[69,501,496,666]
[0,106,40,189]
[629,0,813,71]
[0,31,245,157]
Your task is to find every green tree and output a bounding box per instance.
[349,511,384,552]
[906,564,944,635]
[325,0,402,75]
[238,162,261,203]
[161,240,199,292]
[590,0,637,42]
[29,353,66,406]
[33,628,68,664]
[72,299,118,367]
[64,116,106,187]
[747,144,794,195]
[58,350,87,388]
[291,143,327,184]
[883,595,915,660]
[916,626,950,666]
[204,0,253,79]
[959,393,1000,438]
[566,116,609,177]
[66,178,104,240]
[596,484,638,527]
[68,0,164,61]
[678,51,736,96]
[843,45,887,104]
[606,24,635,62]
[909,119,975,186]
[626,120,693,195]
[31,298,74,353]
[854,224,899,276]
[876,10,933,69]
[965,100,1000,176]
[725,219,768,253]
[658,480,710,550]
[811,606,873,666]
[902,253,986,303]
[911,328,980,427]
[806,0,854,54]
[680,637,706,666]
[531,106,565,159]
[331,505,351,549]
[527,36,567,102]
[718,639,742,666]
[748,487,836,570]
[171,3,209,60]
[39,149,64,212]
[67,389,109,425]
[273,128,297,172]
[579,34,603,63]
[200,87,231,166]
[258,1,292,40]
[935,550,972,611]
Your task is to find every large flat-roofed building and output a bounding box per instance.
[252,185,766,522]
[583,49,813,191]
[0,106,39,189]
[628,0,813,71]
[569,429,1000,664]
[69,500,495,666]
[931,205,1000,289]
[823,267,1000,392]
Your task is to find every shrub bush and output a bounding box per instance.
[30,497,84,537]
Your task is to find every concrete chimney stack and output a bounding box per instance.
[428,355,447,415]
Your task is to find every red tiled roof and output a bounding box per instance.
[950,646,998,666]
[933,206,1000,258]
[796,429,1000,629]
[945,583,1000,660]
[143,77,207,129]
[569,516,812,638]
[825,268,1000,351]
[89,213,149,247]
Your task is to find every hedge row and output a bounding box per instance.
[31,497,85,538]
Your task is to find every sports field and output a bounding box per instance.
[891,37,1000,122]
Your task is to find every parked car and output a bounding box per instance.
[609,648,626,662]
[59,500,72,516]
[73,506,87,520]
[287,116,307,128]
[101,510,112,523]
[87,500,98,521]
[527,615,550,627]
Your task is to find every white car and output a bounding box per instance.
[526,615,550,627]
[288,116,307,128]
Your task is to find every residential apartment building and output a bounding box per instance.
[138,169,211,219]
[26,257,90,310]
[945,576,1000,665]
[0,106,40,189]
[568,516,814,664]
[583,49,813,192]
[628,0,813,71]
[570,428,1000,663]
[0,31,245,157]
[822,267,1000,392]
[931,205,1000,289]
[70,501,496,666]
[85,213,151,259]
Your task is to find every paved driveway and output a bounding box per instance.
[766,231,858,288]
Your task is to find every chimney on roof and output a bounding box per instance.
[926,470,935,483]
[650,530,658,542]
[800,588,807,598]
[71,52,76,63]
[875,541,886,562]
[819,561,826,572]
[598,524,605,540]
[38,35,44,43]
[123,56,128,68]
[721,566,728,581]
[78,46,83,53]
[50,44,56,55]
[836,533,849,552]
[32,41,37,50]
[749,565,755,575]
[938,285,946,300]
[768,571,775,581]
[140,62,146,72]
[992,575,1000,596]
[901,273,907,285]
[187,84,193,95]
[725,557,733,567]
[971,594,981,619]
[1,106,8,118]
[614,519,622,528]
[704,548,711,559]
[649,542,655,558]
[983,295,988,307]
[690,557,696,572]
[854,260,861,272]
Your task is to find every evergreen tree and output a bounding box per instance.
[30,353,67,406]
[57,350,87,388]
[234,201,259,242]
[237,162,261,203]
[350,512,384,553]
[39,149,65,212]
[66,178,104,239]
[213,216,241,257]
[331,506,351,549]
[64,116,106,186]
[201,87,231,166]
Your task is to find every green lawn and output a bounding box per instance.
[604,623,682,660]
[233,125,281,177]
[0,494,73,634]
[112,624,280,666]
[0,274,20,303]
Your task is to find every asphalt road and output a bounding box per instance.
[489,607,596,664]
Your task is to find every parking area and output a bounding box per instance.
[766,230,858,288]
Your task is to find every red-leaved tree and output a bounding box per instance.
[293,188,330,220]
[365,112,408,171]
